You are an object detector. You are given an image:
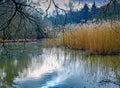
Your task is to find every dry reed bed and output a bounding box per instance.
[46,22,120,55]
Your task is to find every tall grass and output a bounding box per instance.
[59,22,120,55]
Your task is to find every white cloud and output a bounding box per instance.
[29,0,106,13]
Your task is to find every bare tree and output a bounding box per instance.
[0,0,69,41]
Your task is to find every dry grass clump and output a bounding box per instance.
[60,22,120,55]
[44,39,61,47]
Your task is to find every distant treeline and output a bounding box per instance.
[47,1,120,26]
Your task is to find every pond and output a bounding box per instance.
[0,42,120,88]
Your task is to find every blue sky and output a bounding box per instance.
[72,0,109,5]
[73,0,108,3]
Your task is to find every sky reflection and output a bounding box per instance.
[13,48,120,88]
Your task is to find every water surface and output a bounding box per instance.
[0,42,120,88]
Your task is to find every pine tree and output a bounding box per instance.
[80,3,90,23]
[91,2,97,15]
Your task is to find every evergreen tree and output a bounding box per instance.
[80,3,90,22]
[90,2,98,21]
[91,2,97,16]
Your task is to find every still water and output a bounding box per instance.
[0,42,120,88]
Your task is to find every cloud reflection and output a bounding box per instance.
[14,48,81,88]
[13,48,119,88]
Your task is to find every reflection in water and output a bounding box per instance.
[14,48,73,88]
[16,55,64,80]
[0,45,120,88]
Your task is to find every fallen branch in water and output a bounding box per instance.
[0,39,37,43]
[99,79,120,86]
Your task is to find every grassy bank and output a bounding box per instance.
[45,22,120,55]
